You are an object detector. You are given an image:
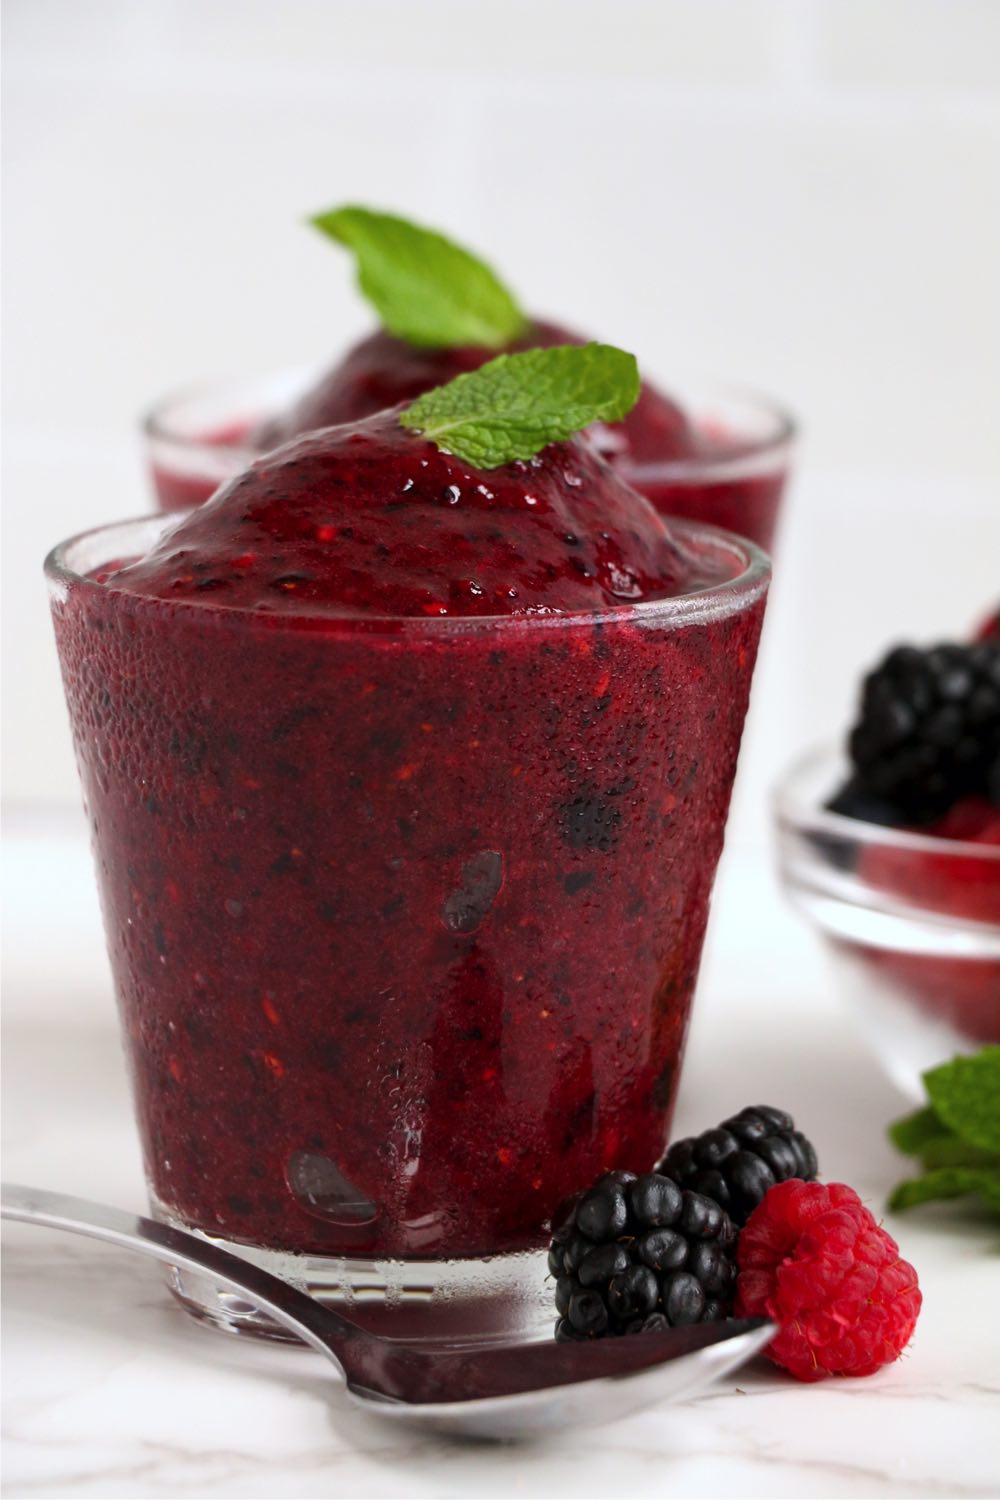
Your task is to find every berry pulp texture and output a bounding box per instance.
[125,414,698,619]
[53,421,766,1260]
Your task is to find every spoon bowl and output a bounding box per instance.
[2,1182,775,1441]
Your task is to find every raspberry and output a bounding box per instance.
[735,1180,921,1381]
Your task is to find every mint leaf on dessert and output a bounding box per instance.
[888,1166,1000,1214]
[310,205,527,350]
[399,343,640,469]
[923,1047,1000,1153]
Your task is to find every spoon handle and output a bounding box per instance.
[1,1181,361,1370]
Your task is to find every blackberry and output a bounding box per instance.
[837,641,1000,824]
[658,1105,818,1226]
[547,1170,737,1341]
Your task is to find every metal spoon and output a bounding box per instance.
[2,1182,774,1441]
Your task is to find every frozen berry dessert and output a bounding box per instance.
[52,348,768,1266]
[826,631,1000,1046]
[146,206,791,549]
[119,410,697,619]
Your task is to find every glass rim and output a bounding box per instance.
[774,743,1000,863]
[142,366,797,482]
[621,381,797,486]
[45,511,770,638]
[141,363,316,466]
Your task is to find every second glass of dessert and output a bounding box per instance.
[53,348,769,1339]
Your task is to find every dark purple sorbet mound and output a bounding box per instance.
[120,407,699,618]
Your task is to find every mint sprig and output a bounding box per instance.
[888,1047,1000,1216]
[890,1167,1000,1213]
[923,1048,1000,1152]
[399,343,640,469]
[310,205,527,350]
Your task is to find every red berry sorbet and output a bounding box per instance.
[53,414,767,1260]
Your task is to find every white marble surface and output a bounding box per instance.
[3,811,999,1499]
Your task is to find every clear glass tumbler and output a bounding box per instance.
[47,514,768,1342]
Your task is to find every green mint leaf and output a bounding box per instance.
[399,343,640,469]
[919,1136,1000,1171]
[888,1105,947,1156]
[310,205,527,350]
[889,1166,1000,1214]
[978,1174,1000,1210]
[924,1047,1000,1153]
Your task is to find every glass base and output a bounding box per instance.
[153,1200,554,1349]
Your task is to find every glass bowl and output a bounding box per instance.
[46,511,768,1342]
[774,746,1000,1101]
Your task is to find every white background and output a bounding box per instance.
[4,0,999,829]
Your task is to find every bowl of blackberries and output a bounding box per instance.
[775,607,1000,1099]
